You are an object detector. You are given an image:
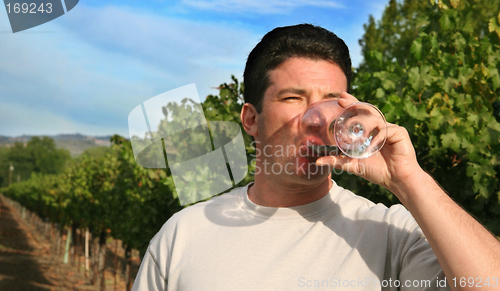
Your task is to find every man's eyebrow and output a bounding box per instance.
[276,89,341,98]
[277,88,307,96]
[325,92,341,98]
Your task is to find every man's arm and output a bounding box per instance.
[392,165,500,289]
[319,92,500,290]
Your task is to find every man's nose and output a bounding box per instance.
[304,110,327,134]
[307,94,324,108]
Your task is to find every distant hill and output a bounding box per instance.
[0,134,114,157]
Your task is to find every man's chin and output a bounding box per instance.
[295,157,332,181]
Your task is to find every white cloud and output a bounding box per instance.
[0,4,260,136]
[182,0,344,14]
[57,4,261,97]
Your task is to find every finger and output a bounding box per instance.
[338,92,359,108]
[316,155,337,167]
[317,155,367,177]
[363,122,388,154]
[316,154,351,168]
[379,123,418,165]
[383,123,408,145]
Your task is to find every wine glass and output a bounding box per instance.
[300,100,387,159]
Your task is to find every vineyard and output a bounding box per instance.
[1,0,500,290]
[0,79,250,290]
[0,137,181,290]
[0,194,141,290]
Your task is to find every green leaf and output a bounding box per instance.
[441,107,455,125]
[488,66,500,90]
[462,22,474,34]
[441,131,461,151]
[489,13,500,39]
[455,126,473,148]
[416,104,430,120]
[430,107,444,129]
[437,0,449,10]
[488,120,500,132]
[408,65,433,92]
[479,106,492,122]
[480,127,492,144]
[463,82,472,94]
[458,67,474,85]
[410,38,423,61]
[488,127,500,144]
[381,78,396,91]
[440,13,452,31]
[467,163,481,181]
[430,34,439,52]
[453,32,467,51]
[449,0,459,9]
[388,94,401,103]
[416,15,430,28]
[467,112,479,126]
[443,77,457,93]
[371,51,383,62]
[404,100,418,118]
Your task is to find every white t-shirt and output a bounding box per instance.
[132,181,449,290]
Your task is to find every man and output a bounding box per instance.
[132,24,500,290]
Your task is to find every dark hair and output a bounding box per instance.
[243,24,352,113]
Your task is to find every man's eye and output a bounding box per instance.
[283,96,301,100]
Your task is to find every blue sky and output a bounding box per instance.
[0,0,388,137]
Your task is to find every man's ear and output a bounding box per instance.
[240,103,258,137]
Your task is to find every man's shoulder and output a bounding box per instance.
[334,184,417,229]
[149,187,245,244]
[175,186,244,218]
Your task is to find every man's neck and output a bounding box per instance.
[247,175,333,207]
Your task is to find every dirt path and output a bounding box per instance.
[0,196,98,291]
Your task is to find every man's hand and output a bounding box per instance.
[316,92,423,203]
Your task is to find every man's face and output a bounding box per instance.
[253,57,348,183]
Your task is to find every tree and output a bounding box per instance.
[0,137,71,186]
[26,136,71,175]
[358,0,500,72]
[3,142,34,185]
[358,0,430,72]
[352,0,500,234]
